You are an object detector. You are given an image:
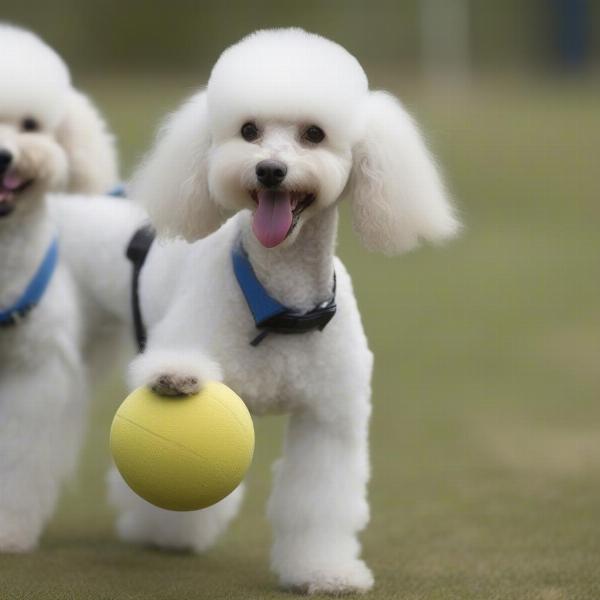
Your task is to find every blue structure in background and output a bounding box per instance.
[552,0,589,69]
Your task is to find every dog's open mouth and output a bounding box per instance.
[250,189,315,248]
[0,172,33,217]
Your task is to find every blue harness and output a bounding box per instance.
[0,238,59,327]
[231,239,336,346]
[123,229,337,351]
[0,185,123,329]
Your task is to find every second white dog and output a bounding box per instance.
[0,24,118,552]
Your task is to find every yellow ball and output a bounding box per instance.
[110,382,254,511]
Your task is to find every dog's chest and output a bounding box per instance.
[214,328,324,415]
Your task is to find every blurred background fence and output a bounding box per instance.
[3,0,600,77]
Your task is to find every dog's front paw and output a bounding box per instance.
[128,349,223,396]
[279,559,374,596]
[151,373,200,396]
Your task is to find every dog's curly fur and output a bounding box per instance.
[56,28,459,594]
[0,24,118,552]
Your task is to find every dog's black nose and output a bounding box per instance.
[256,160,287,188]
[0,149,13,173]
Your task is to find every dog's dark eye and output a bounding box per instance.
[303,125,325,144]
[21,117,40,132]
[241,122,259,142]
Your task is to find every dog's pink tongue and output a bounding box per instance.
[252,190,293,248]
[2,173,24,191]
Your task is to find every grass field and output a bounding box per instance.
[1,74,599,599]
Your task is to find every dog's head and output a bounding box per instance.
[0,24,117,219]
[136,28,459,254]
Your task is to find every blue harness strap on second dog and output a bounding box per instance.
[107,183,127,198]
[0,237,59,326]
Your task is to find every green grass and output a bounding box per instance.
[1,74,599,599]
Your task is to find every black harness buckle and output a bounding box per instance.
[249,274,337,346]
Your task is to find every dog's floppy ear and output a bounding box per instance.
[348,91,459,255]
[57,90,119,193]
[132,91,222,241]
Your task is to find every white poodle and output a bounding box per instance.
[57,28,458,594]
[0,24,118,552]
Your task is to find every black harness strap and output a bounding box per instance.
[125,225,155,352]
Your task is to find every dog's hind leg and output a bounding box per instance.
[0,359,88,552]
[107,466,244,553]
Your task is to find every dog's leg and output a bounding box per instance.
[268,399,373,595]
[107,466,244,552]
[110,347,240,551]
[0,362,87,552]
